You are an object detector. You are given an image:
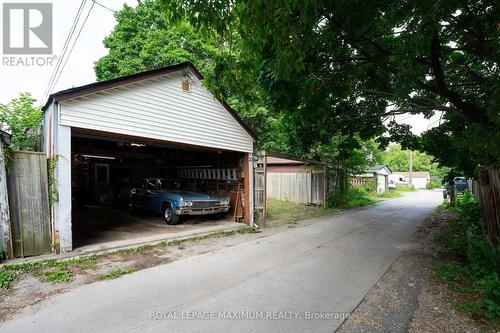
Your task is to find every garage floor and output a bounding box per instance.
[72,206,240,253]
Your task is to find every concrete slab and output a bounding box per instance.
[72,206,236,248]
[74,221,245,253]
[2,208,245,265]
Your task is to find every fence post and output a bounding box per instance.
[0,134,13,259]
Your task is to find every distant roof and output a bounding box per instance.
[42,62,257,142]
[264,151,321,165]
[393,171,431,178]
[366,164,392,174]
[266,157,305,165]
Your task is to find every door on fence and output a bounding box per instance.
[311,172,325,204]
[254,154,266,225]
[7,152,51,258]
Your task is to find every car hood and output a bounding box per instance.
[159,190,228,200]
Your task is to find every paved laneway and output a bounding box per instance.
[0,191,442,333]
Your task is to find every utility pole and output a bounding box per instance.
[409,150,413,187]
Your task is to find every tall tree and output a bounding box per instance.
[380,143,449,177]
[0,93,42,151]
[95,0,285,150]
[164,0,500,176]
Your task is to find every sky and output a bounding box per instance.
[0,0,440,135]
[0,0,137,105]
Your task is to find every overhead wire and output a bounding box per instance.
[42,0,87,103]
[50,1,96,93]
[91,0,116,13]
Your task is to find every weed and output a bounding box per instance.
[0,228,253,288]
[43,269,73,283]
[327,187,375,209]
[96,268,136,281]
[114,245,153,255]
[266,199,337,226]
[396,184,416,192]
[82,263,98,270]
[372,191,402,199]
[0,269,16,289]
[432,192,500,324]
[432,261,468,283]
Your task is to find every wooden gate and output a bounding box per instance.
[311,172,326,204]
[7,151,51,258]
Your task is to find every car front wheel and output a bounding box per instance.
[162,204,180,225]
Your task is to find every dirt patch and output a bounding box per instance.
[338,209,482,333]
[0,224,292,322]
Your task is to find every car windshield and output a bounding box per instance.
[157,179,200,191]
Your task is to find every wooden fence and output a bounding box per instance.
[476,168,500,245]
[6,151,51,258]
[350,177,371,188]
[266,171,326,204]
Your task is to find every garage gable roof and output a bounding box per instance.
[43,62,256,142]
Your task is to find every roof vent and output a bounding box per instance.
[181,79,192,92]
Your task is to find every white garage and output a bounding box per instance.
[42,62,256,252]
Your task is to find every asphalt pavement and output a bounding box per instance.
[0,190,442,333]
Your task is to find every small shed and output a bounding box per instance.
[353,165,392,194]
[389,171,430,189]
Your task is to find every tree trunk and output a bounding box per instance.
[449,180,456,205]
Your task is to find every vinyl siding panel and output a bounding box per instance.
[58,72,254,153]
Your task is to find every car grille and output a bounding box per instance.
[191,200,221,209]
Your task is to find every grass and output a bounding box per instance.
[157,227,254,247]
[82,263,98,270]
[395,184,416,192]
[431,193,500,328]
[113,245,154,255]
[43,269,74,283]
[368,190,402,200]
[265,187,402,227]
[266,199,336,226]
[377,190,402,198]
[96,268,136,281]
[0,228,254,289]
[430,260,500,330]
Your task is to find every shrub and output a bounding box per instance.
[327,187,374,209]
[396,184,415,191]
[426,179,442,189]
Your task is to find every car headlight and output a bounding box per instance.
[183,201,193,207]
[219,200,229,206]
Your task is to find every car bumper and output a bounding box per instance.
[176,206,230,215]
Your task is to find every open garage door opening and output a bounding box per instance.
[71,131,247,249]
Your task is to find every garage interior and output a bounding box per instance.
[70,130,247,249]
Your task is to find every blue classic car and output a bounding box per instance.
[129,178,230,225]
